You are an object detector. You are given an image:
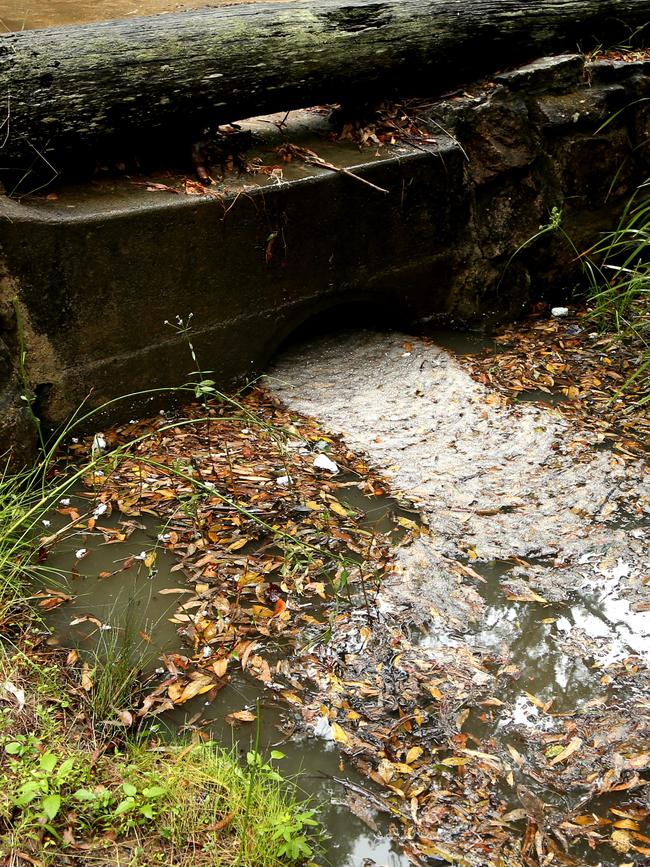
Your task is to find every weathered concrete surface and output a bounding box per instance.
[0,54,649,458]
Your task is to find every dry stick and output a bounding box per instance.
[280,144,389,194]
[40,509,93,547]
[328,774,410,821]
[307,157,389,194]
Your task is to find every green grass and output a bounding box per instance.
[0,644,319,865]
[81,620,150,730]
[582,181,650,404]
[0,461,71,628]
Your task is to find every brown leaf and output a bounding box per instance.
[224,710,256,726]
[81,663,93,692]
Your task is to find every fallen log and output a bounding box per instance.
[0,0,648,173]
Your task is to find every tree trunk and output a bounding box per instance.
[0,0,648,170]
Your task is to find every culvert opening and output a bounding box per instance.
[274,299,404,357]
[274,300,498,363]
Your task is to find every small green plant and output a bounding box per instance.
[2,737,85,834]
[268,807,319,862]
[73,777,167,831]
[498,206,577,291]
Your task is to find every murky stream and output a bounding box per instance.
[43,488,414,866]
[42,329,649,865]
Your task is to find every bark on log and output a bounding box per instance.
[0,0,649,169]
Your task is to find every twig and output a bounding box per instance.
[328,774,410,820]
[277,143,389,194]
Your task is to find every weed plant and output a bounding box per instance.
[582,181,650,403]
[0,649,317,864]
[503,189,650,407]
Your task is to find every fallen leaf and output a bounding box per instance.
[549,736,582,766]
[81,663,93,692]
[224,710,256,726]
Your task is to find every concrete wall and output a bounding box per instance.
[0,53,648,459]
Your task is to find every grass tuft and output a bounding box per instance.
[583,181,650,404]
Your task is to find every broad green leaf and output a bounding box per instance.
[39,752,57,774]
[114,796,135,816]
[42,794,61,821]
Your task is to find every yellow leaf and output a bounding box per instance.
[329,501,349,517]
[572,814,600,826]
[393,762,415,775]
[377,758,394,783]
[249,605,274,619]
[506,744,524,767]
[117,497,140,516]
[442,756,471,767]
[611,830,632,854]
[508,590,549,604]
[212,658,228,678]
[561,386,580,400]
[224,710,256,725]
[427,685,443,700]
[613,820,641,831]
[397,516,420,531]
[406,746,423,765]
[525,691,547,710]
[331,722,348,744]
[144,551,157,568]
[168,682,183,703]
[171,675,214,704]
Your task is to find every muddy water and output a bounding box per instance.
[44,489,412,866]
[46,519,649,865]
[0,0,296,31]
[268,329,650,865]
[43,329,649,865]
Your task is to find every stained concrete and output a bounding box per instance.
[0,54,649,458]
